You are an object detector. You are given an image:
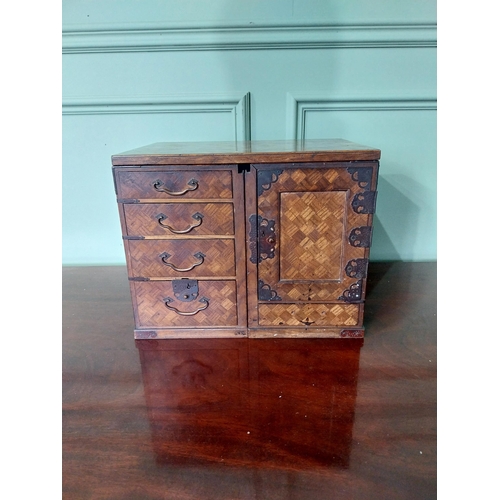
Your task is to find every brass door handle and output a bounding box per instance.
[163,297,209,316]
[159,251,205,272]
[155,212,204,234]
[153,178,199,196]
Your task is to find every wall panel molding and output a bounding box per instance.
[62,92,251,141]
[286,93,437,140]
[62,23,436,54]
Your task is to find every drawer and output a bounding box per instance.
[116,170,233,200]
[124,203,234,236]
[258,303,361,327]
[132,280,238,328]
[127,239,236,278]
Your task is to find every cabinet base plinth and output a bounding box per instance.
[134,328,247,339]
[134,327,365,339]
[249,327,364,339]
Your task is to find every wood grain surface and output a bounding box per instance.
[115,170,234,200]
[112,139,381,165]
[62,262,436,499]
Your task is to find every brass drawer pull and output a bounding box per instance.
[155,212,204,234]
[163,296,209,316]
[153,178,199,196]
[159,251,206,272]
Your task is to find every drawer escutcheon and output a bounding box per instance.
[172,279,199,302]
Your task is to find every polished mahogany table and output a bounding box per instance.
[62,262,436,499]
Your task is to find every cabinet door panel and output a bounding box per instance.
[251,162,378,307]
[280,191,347,282]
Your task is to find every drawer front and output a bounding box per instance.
[116,170,233,200]
[124,203,234,236]
[127,239,236,278]
[133,280,238,328]
[258,303,360,327]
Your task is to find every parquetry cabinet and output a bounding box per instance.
[112,139,380,339]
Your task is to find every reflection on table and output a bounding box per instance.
[136,337,363,469]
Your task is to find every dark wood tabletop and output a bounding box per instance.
[62,261,436,499]
[111,139,381,165]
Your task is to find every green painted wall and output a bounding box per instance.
[63,0,436,264]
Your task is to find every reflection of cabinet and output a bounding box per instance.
[112,139,380,339]
[247,339,362,468]
[136,338,362,468]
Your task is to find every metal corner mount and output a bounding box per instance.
[258,280,282,301]
[351,191,377,214]
[347,166,373,189]
[340,329,364,338]
[348,226,372,248]
[338,280,363,303]
[257,169,283,196]
[345,259,368,279]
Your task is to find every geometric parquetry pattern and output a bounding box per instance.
[117,170,234,199]
[127,239,236,278]
[258,167,343,210]
[282,285,347,302]
[124,203,235,236]
[258,303,359,326]
[280,191,346,281]
[133,280,237,327]
[257,166,373,302]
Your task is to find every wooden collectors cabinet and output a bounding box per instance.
[112,139,380,339]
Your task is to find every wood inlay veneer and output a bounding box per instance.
[112,139,380,338]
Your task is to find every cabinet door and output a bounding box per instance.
[246,162,378,330]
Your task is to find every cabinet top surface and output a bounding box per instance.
[112,139,380,166]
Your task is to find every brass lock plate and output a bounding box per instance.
[172,279,199,302]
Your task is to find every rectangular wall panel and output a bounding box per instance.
[62,1,436,264]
